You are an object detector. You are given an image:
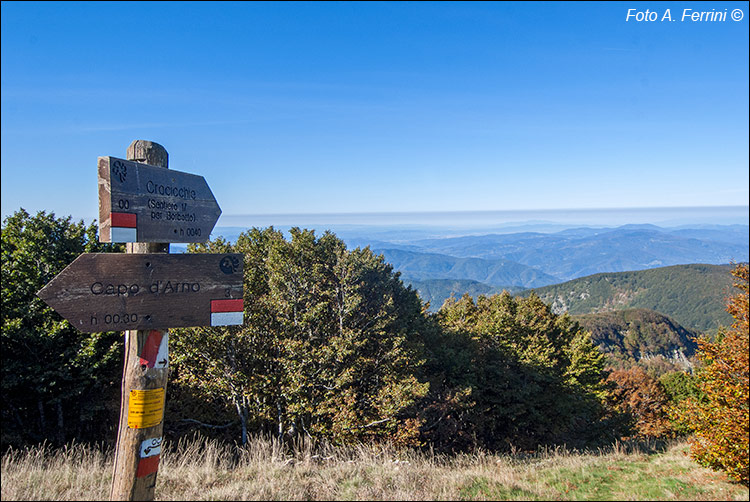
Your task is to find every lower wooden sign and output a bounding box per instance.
[37,253,244,332]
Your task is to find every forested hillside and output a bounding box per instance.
[574,309,699,374]
[526,264,737,332]
[1,210,124,447]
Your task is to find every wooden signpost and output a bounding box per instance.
[98,156,222,243]
[37,140,241,501]
[37,253,244,332]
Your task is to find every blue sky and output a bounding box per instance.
[2,1,748,226]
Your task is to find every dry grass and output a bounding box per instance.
[1,441,111,500]
[2,435,748,500]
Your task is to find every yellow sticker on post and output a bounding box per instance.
[127,388,165,429]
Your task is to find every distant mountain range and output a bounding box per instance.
[212,224,747,282]
[389,224,748,282]
[362,224,746,318]
[375,248,558,288]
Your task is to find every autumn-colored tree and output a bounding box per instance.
[606,366,672,439]
[674,263,749,485]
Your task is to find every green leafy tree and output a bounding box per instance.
[168,233,269,444]
[660,370,702,436]
[432,292,614,451]
[413,312,478,452]
[674,263,749,485]
[1,209,123,447]
[171,228,429,446]
[660,371,701,404]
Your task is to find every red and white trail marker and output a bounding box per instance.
[139,331,169,369]
[210,299,245,326]
[110,212,137,242]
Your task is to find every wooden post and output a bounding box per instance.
[110,140,170,501]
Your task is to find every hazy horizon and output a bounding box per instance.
[216,205,749,230]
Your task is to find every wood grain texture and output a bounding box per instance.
[37,252,244,332]
[98,156,221,243]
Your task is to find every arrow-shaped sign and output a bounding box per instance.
[37,253,243,333]
[98,156,222,243]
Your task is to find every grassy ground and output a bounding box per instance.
[2,435,748,500]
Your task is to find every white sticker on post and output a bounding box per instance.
[140,437,163,458]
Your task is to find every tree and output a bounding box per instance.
[674,263,749,485]
[170,228,429,446]
[606,366,672,439]
[432,292,614,451]
[1,209,123,448]
[169,229,284,445]
[660,370,702,436]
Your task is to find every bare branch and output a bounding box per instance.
[179,418,235,429]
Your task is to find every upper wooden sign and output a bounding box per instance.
[98,156,221,243]
[37,253,244,333]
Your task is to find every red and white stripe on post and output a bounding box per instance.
[139,331,168,369]
[110,212,137,242]
[210,299,244,326]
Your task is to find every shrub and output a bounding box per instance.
[606,366,672,439]
[673,263,749,485]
